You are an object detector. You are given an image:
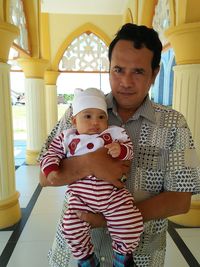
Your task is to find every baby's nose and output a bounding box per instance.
[92,120,98,125]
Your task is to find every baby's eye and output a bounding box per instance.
[84,114,91,119]
[99,115,106,119]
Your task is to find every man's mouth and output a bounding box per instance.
[118,91,135,96]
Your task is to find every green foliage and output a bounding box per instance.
[63,94,73,103]
[12,104,70,139]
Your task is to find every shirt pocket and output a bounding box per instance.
[136,146,168,193]
[136,145,168,169]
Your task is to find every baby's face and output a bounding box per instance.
[73,108,108,134]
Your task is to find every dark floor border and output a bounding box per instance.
[168,221,200,267]
[0,184,42,267]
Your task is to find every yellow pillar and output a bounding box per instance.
[138,0,157,27]
[17,58,49,164]
[0,21,21,229]
[44,70,60,134]
[165,22,200,226]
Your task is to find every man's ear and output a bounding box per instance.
[152,66,160,84]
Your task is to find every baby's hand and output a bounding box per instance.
[105,142,121,158]
[47,171,59,184]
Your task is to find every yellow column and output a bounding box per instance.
[165,22,200,226]
[44,70,60,134]
[17,58,49,165]
[138,0,157,27]
[0,22,21,228]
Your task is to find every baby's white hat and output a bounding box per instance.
[72,88,108,116]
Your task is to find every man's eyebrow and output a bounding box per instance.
[112,65,145,73]
[132,67,145,73]
[112,65,122,69]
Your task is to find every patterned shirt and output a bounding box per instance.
[39,94,200,267]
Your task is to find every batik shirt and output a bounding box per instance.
[39,94,200,267]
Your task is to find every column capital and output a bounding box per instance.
[44,70,60,85]
[165,22,200,64]
[17,58,49,78]
[0,21,19,62]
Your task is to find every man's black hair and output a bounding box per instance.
[108,23,163,71]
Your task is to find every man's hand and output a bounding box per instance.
[39,170,68,187]
[76,211,106,228]
[39,147,131,188]
[47,170,58,184]
[89,147,131,188]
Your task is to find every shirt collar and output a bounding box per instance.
[106,93,156,124]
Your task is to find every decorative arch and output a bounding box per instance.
[8,0,30,54]
[152,48,175,106]
[124,8,133,23]
[52,23,111,70]
[152,0,171,46]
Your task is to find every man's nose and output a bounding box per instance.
[120,73,133,87]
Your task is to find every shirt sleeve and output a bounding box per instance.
[164,113,200,194]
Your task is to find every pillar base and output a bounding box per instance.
[168,200,200,227]
[0,191,21,229]
[26,149,40,165]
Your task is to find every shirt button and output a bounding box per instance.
[101,256,105,262]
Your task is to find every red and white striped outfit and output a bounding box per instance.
[40,126,143,259]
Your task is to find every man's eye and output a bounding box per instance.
[133,69,144,75]
[114,67,122,73]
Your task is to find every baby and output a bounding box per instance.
[40,88,143,267]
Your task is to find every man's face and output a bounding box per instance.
[109,40,159,114]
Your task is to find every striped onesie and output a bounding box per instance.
[40,125,143,260]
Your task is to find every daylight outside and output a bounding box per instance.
[11,71,110,141]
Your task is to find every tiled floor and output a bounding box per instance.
[0,141,199,267]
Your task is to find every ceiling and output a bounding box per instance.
[41,0,129,15]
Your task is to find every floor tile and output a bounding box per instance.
[177,228,200,238]
[14,140,26,167]
[177,228,200,264]
[0,232,12,255]
[7,241,51,267]
[164,234,188,267]
[18,213,59,242]
[15,165,40,207]
[31,188,65,215]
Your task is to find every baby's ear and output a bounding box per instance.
[71,116,76,126]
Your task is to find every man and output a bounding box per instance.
[40,23,200,267]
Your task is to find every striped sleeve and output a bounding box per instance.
[40,131,66,176]
[118,139,134,160]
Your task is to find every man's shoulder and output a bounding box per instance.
[150,102,186,127]
[152,102,183,117]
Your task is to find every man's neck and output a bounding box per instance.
[117,107,136,123]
